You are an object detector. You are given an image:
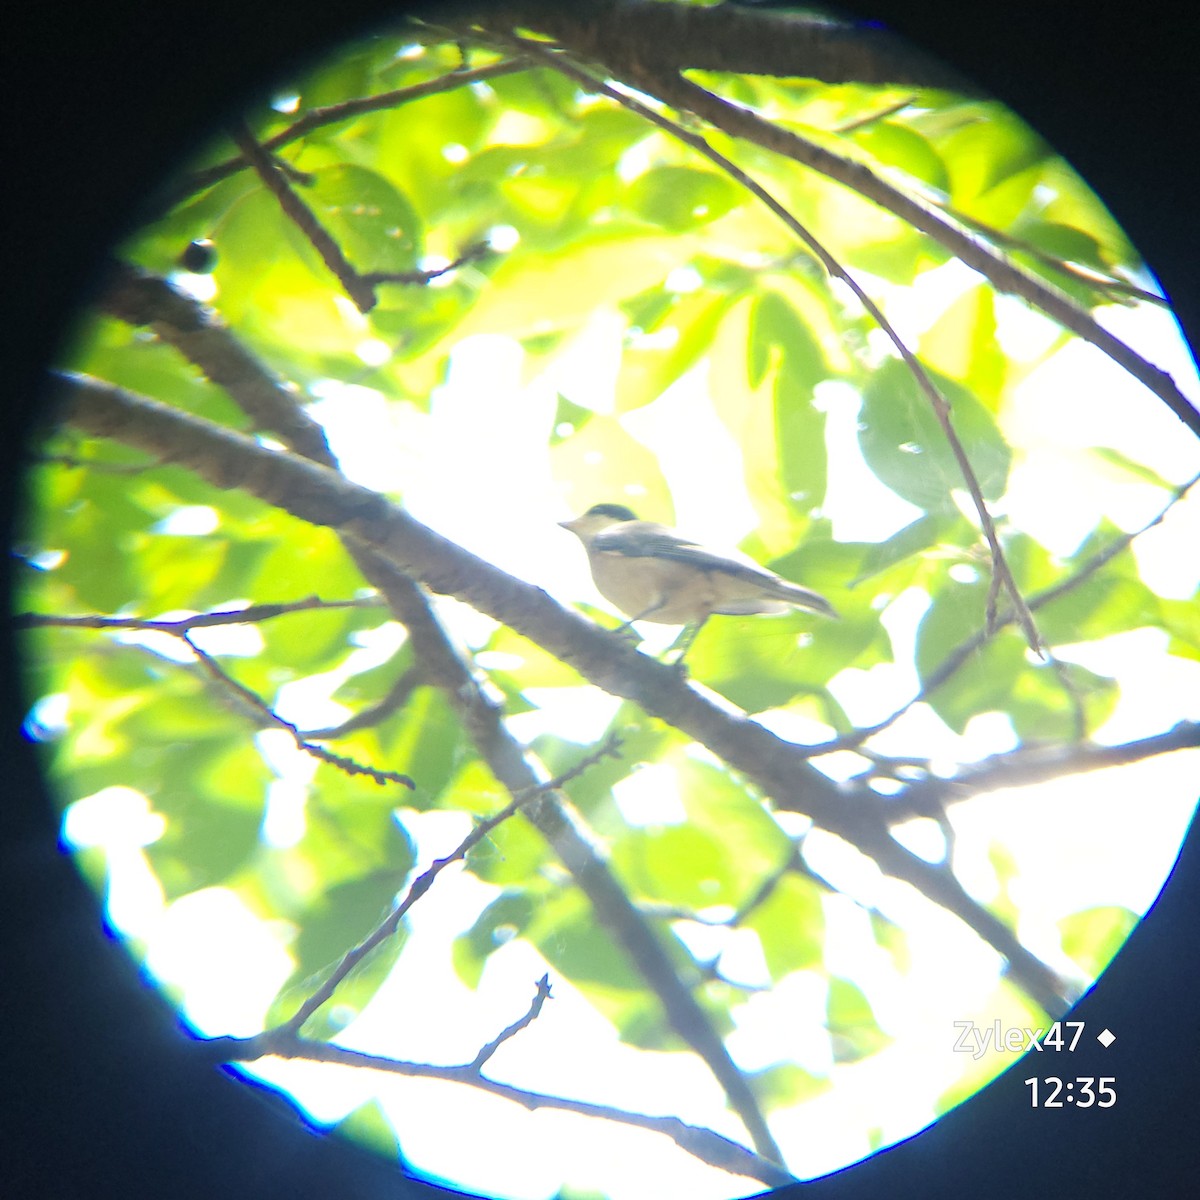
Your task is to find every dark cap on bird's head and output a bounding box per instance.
[580,503,638,522]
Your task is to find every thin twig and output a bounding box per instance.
[171,60,525,205]
[184,634,415,788]
[279,731,625,1035]
[932,201,1172,308]
[468,974,553,1071]
[825,467,1200,748]
[15,595,383,632]
[833,94,918,133]
[304,663,426,739]
[205,1029,793,1188]
[359,240,493,287]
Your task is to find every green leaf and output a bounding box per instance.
[551,411,674,524]
[611,822,738,908]
[858,358,1012,514]
[918,285,1006,404]
[308,164,421,274]
[615,291,731,414]
[1087,448,1178,490]
[375,686,469,809]
[1059,905,1138,978]
[1161,596,1200,661]
[466,810,550,886]
[144,754,267,900]
[710,295,822,549]
[290,869,408,986]
[624,166,743,231]
[938,103,1051,207]
[687,612,860,711]
[851,513,958,585]
[453,890,537,989]
[1035,565,1162,647]
[1006,659,1118,742]
[748,1062,830,1108]
[334,1100,401,1160]
[914,586,1027,733]
[827,977,888,1063]
[743,873,825,982]
[850,120,949,193]
[453,233,695,340]
[525,889,646,991]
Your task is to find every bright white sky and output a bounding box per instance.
[53,261,1200,1197]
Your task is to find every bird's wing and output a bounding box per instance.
[593,521,729,567]
[593,521,837,617]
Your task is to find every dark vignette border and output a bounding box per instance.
[2,4,1196,1199]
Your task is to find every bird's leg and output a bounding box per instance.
[669,615,708,672]
[631,596,669,623]
[608,595,670,644]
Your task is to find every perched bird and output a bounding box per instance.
[559,504,837,640]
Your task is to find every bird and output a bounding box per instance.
[558,504,837,649]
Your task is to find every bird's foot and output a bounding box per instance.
[612,620,642,646]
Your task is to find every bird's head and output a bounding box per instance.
[558,503,638,544]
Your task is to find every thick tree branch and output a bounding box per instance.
[508,29,1198,438]
[477,0,972,89]
[52,369,1074,1016]
[102,262,339,465]
[92,268,785,1159]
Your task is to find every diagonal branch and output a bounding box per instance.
[474,0,972,90]
[170,58,526,207]
[102,261,339,464]
[833,466,1200,747]
[52,368,1074,1017]
[91,268,785,1162]
[521,32,1198,438]
[279,733,621,1036]
[183,634,414,788]
[468,973,553,1072]
[898,720,1200,812]
[230,122,379,312]
[499,32,1042,652]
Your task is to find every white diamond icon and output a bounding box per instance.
[1097,1028,1116,1047]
